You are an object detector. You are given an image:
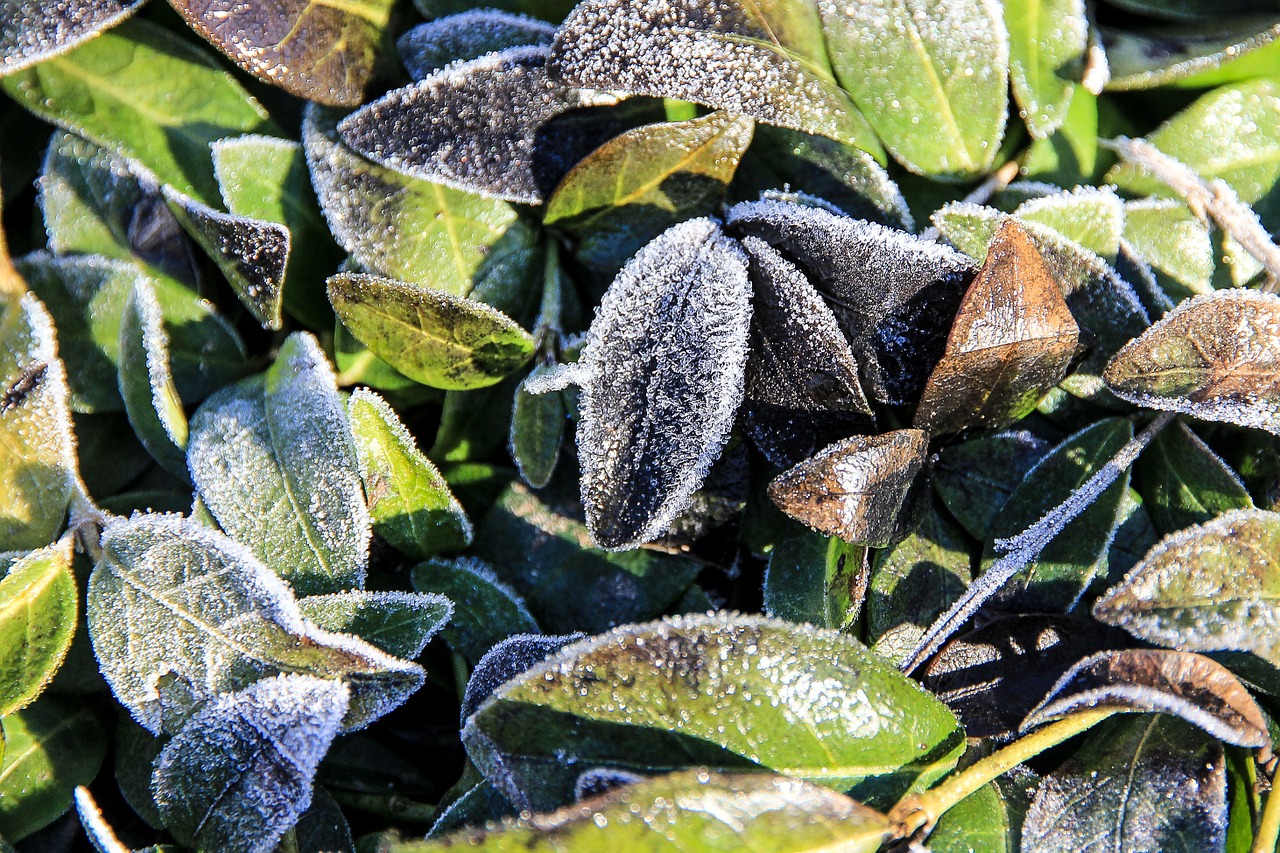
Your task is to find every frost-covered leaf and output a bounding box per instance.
[933,430,1049,541]
[1013,186,1125,262]
[768,429,929,548]
[0,537,76,717]
[398,10,554,80]
[0,294,76,552]
[915,219,1079,434]
[329,272,535,391]
[1,18,270,206]
[763,529,865,632]
[87,513,422,733]
[1104,290,1280,435]
[461,633,584,723]
[1101,17,1280,91]
[464,614,963,811]
[1004,0,1086,139]
[405,770,890,852]
[189,334,369,594]
[1022,649,1270,750]
[470,482,703,634]
[1136,421,1254,535]
[152,674,349,853]
[410,557,538,664]
[1122,198,1215,301]
[922,614,1134,739]
[741,236,873,467]
[339,47,614,204]
[729,199,974,404]
[168,0,394,106]
[303,106,531,298]
[819,0,1009,177]
[1021,714,1226,853]
[348,388,472,559]
[117,276,189,480]
[293,786,355,853]
[0,0,144,76]
[548,0,882,156]
[509,366,566,489]
[0,697,107,842]
[299,591,452,661]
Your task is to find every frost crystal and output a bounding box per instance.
[0,0,144,74]
[461,633,584,723]
[398,10,554,80]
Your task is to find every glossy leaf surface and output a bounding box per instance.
[0,538,76,716]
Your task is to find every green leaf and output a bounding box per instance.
[820,0,1009,178]
[763,531,866,632]
[1003,0,1086,139]
[348,388,472,559]
[465,614,964,810]
[0,697,107,842]
[933,430,1049,541]
[0,538,76,716]
[1,18,270,205]
[1012,186,1124,262]
[1122,198,1215,301]
[403,770,890,852]
[87,513,423,734]
[1137,421,1254,535]
[117,275,190,480]
[549,0,884,156]
[188,333,370,594]
[1021,86,1099,184]
[929,780,1019,853]
[0,0,144,75]
[298,591,452,660]
[0,294,76,551]
[509,367,566,489]
[410,557,538,664]
[1101,17,1280,91]
[328,272,535,391]
[169,0,394,106]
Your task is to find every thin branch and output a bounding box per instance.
[1253,773,1280,853]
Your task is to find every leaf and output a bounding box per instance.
[763,531,866,632]
[87,513,422,733]
[1022,649,1270,750]
[152,674,349,853]
[0,537,76,716]
[464,614,964,811]
[1004,0,1086,139]
[1021,86,1099,185]
[461,633,585,723]
[168,0,394,106]
[298,591,452,660]
[1013,186,1125,262]
[117,275,190,480]
[410,557,538,664]
[509,367,566,489]
[984,418,1133,612]
[0,0,144,75]
[932,429,1049,540]
[1122,198,1215,301]
[1,18,270,205]
[768,429,930,548]
[303,106,530,298]
[548,0,882,156]
[0,294,76,551]
[328,272,535,391]
[0,697,107,842]
[1104,290,1280,435]
[819,0,1009,177]
[1021,714,1227,853]
[402,770,890,852]
[1101,17,1280,92]
[348,388,472,559]
[728,198,974,404]
[398,10,555,80]
[469,482,703,634]
[741,235,874,467]
[293,786,355,853]
[113,714,164,829]
[1093,509,1280,667]
[914,219,1079,434]
[1137,421,1254,535]
[339,47,615,204]
[928,779,1023,853]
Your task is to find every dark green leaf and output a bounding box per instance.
[1101,17,1280,91]
[763,531,866,632]
[1137,421,1254,535]
[294,786,355,853]
[113,714,164,829]
[117,276,189,480]
[299,591,452,660]
[1004,0,1086,139]
[0,537,76,716]
[398,11,555,80]
[928,780,1019,853]
[0,0,144,75]
[933,429,1049,541]
[461,633,585,723]
[509,367,565,489]
[410,557,538,664]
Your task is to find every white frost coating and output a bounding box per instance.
[1014,185,1125,259]
[74,787,130,853]
[131,276,186,449]
[397,10,555,80]
[211,133,302,209]
[298,589,454,660]
[0,0,145,74]
[573,218,752,550]
[152,674,349,853]
[521,361,590,395]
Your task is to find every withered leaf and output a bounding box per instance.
[1104,289,1280,435]
[168,0,394,107]
[914,219,1079,435]
[741,236,873,468]
[922,614,1134,739]
[1022,649,1271,750]
[767,429,929,548]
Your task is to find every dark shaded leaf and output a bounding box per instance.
[169,0,394,106]
[763,530,866,631]
[1101,16,1280,91]
[461,633,584,723]
[1022,649,1270,750]
[1004,0,1086,139]
[293,786,355,853]
[933,430,1050,541]
[0,538,76,717]
[398,10,555,80]
[116,275,189,480]
[915,219,1079,434]
[1137,421,1254,535]
[410,557,539,664]
[112,714,164,829]
[509,366,566,489]
[298,591,452,660]
[0,0,144,75]
[922,614,1134,739]
[768,429,929,548]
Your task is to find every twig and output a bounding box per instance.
[1253,773,1280,853]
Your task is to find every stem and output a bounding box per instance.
[1254,781,1280,853]
[330,791,438,824]
[452,651,470,700]
[901,411,1176,674]
[919,159,1020,241]
[888,708,1117,839]
[533,241,564,358]
[663,98,699,123]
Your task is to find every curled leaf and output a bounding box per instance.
[117,275,189,480]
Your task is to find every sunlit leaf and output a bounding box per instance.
[0,0,144,76]
[410,557,538,664]
[1004,0,1086,139]
[398,10,554,80]
[1122,198,1215,301]
[0,537,76,716]
[1021,87,1099,185]
[933,429,1049,540]
[117,275,189,480]
[928,778,1024,853]
[299,591,451,661]
[1101,17,1280,91]
[169,0,395,106]
[1012,186,1125,262]
[1137,421,1254,535]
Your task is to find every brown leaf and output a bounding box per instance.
[1022,648,1271,751]
[915,219,1079,434]
[767,429,928,547]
